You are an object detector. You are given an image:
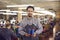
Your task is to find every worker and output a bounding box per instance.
[18,6,43,40]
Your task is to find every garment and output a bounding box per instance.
[0,28,18,40]
[55,31,60,40]
[22,24,39,40]
[19,17,43,40]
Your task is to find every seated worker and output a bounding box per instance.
[18,6,43,40]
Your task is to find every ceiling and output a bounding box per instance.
[0,0,60,4]
[0,0,60,11]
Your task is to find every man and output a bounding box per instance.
[0,24,18,40]
[18,6,43,40]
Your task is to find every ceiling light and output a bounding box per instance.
[0,10,10,12]
[6,4,34,7]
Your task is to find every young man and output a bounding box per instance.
[0,23,18,40]
[18,6,43,40]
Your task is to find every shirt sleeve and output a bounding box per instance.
[35,18,43,34]
[18,18,26,35]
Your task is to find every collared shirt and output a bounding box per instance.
[18,17,43,35]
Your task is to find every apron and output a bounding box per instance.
[22,24,39,40]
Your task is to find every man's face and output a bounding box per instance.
[27,8,34,17]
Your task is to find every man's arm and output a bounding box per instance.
[35,19,43,34]
[18,21,30,37]
[18,18,27,35]
[18,25,26,35]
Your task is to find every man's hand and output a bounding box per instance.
[32,33,37,37]
[25,33,30,37]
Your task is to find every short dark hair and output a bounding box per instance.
[26,6,34,10]
[6,20,10,23]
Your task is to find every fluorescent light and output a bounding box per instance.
[21,14,27,15]
[38,14,47,15]
[7,11,27,13]
[3,13,12,15]
[7,11,18,13]
[3,13,17,15]
[36,10,51,14]
[35,7,45,11]
[19,8,26,9]
[6,4,34,7]
[36,10,56,17]
[0,10,10,11]
[19,11,27,13]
